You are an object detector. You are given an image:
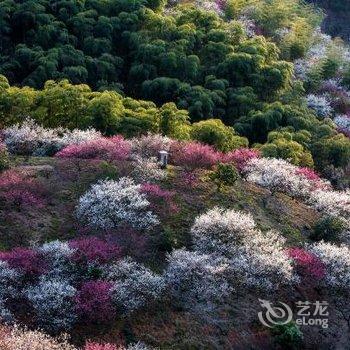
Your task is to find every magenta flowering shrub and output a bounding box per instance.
[287,248,325,280]
[295,167,321,181]
[222,148,260,172]
[75,280,115,323]
[69,237,122,265]
[171,141,221,169]
[0,169,45,209]
[1,189,44,208]
[0,248,45,276]
[56,136,131,162]
[140,183,178,214]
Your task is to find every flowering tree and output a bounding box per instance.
[2,118,101,156]
[60,128,102,147]
[334,114,350,137]
[26,277,77,332]
[308,242,350,292]
[244,158,330,198]
[0,325,78,350]
[287,248,325,280]
[2,118,62,155]
[131,157,166,183]
[0,248,45,276]
[69,237,121,265]
[171,141,221,169]
[56,136,131,162]
[0,169,45,209]
[77,178,159,231]
[191,207,258,255]
[84,343,117,350]
[306,94,333,118]
[0,260,21,298]
[309,189,350,221]
[222,148,260,172]
[0,261,21,322]
[165,249,232,309]
[75,280,115,323]
[141,183,178,215]
[103,258,165,314]
[190,208,295,290]
[130,134,174,159]
[39,241,75,279]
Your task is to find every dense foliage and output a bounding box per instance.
[0,0,349,179]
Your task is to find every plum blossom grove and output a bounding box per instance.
[0,236,165,334]
[0,122,349,348]
[0,0,350,346]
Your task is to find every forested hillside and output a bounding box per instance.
[0,0,349,349]
[0,0,349,183]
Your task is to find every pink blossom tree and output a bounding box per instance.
[56,136,131,162]
[287,247,325,280]
[222,148,260,172]
[171,141,222,169]
[69,237,121,265]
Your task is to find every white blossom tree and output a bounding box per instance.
[309,189,350,221]
[3,118,101,156]
[191,207,258,255]
[103,258,165,314]
[309,242,350,291]
[190,208,295,290]
[165,249,232,309]
[77,177,159,230]
[26,277,77,332]
[0,261,21,322]
[243,157,330,198]
[39,240,76,280]
[306,94,333,118]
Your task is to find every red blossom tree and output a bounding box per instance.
[75,280,115,323]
